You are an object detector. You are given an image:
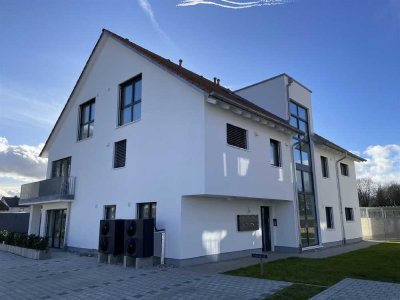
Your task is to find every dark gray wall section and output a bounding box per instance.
[0,213,30,233]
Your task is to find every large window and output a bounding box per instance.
[51,157,71,178]
[78,99,95,140]
[290,100,318,248]
[104,205,116,220]
[227,123,248,150]
[114,140,127,168]
[270,139,281,167]
[340,163,349,176]
[345,207,354,221]
[137,202,157,220]
[119,75,142,126]
[325,207,334,229]
[321,156,329,178]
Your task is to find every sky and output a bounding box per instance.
[0,0,399,196]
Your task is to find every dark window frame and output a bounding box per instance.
[270,139,281,167]
[345,207,354,221]
[321,156,329,178]
[137,202,157,220]
[118,74,142,126]
[78,99,95,140]
[51,157,72,178]
[325,206,334,229]
[226,123,248,150]
[104,205,116,220]
[340,163,349,176]
[113,139,127,169]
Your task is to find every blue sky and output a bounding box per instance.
[0,0,399,194]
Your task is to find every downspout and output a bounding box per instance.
[291,139,305,253]
[335,153,348,245]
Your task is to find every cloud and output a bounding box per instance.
[0,137,47,182]
[137,0,175,46]
[355,144,400,184]
[177,0,290,9]
[0,185,20,198]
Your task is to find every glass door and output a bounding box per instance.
[46,209,67,248]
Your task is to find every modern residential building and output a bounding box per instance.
[20,29,365,265]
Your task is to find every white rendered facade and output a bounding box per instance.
[22,30,364,265]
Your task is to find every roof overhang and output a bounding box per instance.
[208,92,302,136]
[312,133,366,162]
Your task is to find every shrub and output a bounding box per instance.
[0,230,48,251]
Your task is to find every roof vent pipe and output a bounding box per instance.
[213,77,217,84]
[217,79,220,86]
[179,59,183,67]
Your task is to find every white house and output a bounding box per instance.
[20,29,365,265]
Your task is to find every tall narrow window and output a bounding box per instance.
[104,205,116,220]
[325,207,334,229]
[270,139,281,167]
[227,124,248,150]
[114,140,127,168]
[79,99,95,140]
[321,156,329,178]
[345,207,354,221]
[340,163,349,176]
[119,75,142,125]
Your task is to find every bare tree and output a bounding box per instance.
[357,178,377,207]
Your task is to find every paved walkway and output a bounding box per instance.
[185,240,380,274]
[311,278,400,300]
[0,250,289,300]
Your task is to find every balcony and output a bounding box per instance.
[20,177,76,205]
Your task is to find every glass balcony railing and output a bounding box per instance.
[20,177,75,205]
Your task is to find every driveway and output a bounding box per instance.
[0,250,289,300]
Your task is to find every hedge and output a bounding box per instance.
[0,230,49,251]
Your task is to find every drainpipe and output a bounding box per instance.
[291,140,304,253]
[335,153,348,245]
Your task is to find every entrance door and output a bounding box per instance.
[261,206,272,252]
[46,209,67,248]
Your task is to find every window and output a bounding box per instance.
[119,75,142,125]
[270,139,281,167]
[114,140,127,168]
[104,205,116,220]
[137,202,157,220]
[321,156,329,178]
[340,163,349,176]
[326,207,334,229]
[345,207,354,221]
[51,157,71,178]
[78,99,95,140]
[227,124,248,150]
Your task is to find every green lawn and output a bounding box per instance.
[226,243,400,299]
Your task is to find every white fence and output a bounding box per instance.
[360,207,400,241]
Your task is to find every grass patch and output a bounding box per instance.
[265,284,326,300]
[226,243,400,286]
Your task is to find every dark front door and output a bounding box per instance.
[261,206,272,252]
[46,209,67,248]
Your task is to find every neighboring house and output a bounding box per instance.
[0,196,30,213]
[20,29,365,265]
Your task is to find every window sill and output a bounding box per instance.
[270,164,283,169]
[116,119,141,129]
[113,166,126,170]
[76,136,94,143]
[226,144,249,152]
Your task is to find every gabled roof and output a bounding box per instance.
[40,29,300,156]
[0,196,27,208]
[312,133,366,162]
